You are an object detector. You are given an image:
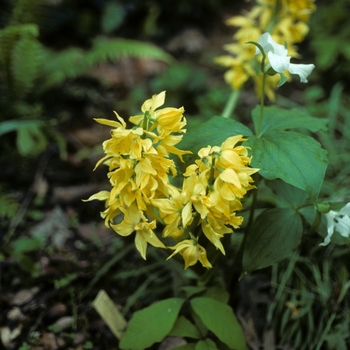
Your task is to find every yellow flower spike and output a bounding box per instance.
[167,239,212,269]
[216,0,316,98]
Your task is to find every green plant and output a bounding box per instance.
[268,247,350,350]
[0,0,173,158]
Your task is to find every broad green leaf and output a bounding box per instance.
[181,116,253,156]
[245,131,327,202]
[17,125,47,156]
[119,298,185,350]
[0,120,43,137]
[181,286,207,298]
[242,208,303,274]
[268,179,308,209]
[169,315,201,339]
[190,297,247,350]
[102,2,125,34]
[195,339,218,350]
[202,285,229,304]
[251,106,328,136]
[12,237,42,254]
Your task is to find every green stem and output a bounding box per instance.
[227,174,260,288]
[256,72,266,136]
[222,89,241,119]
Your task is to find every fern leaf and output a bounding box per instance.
[88,37,174,66]
[0,188,19,219]
[0,24,39,91]
[10,0,46,26]
[11,32,44,96]
[41,47,89,89]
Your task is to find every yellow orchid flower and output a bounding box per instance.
[167,239,212,269]
[111,203,165,259]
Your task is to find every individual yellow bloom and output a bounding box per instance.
[111,203,165,259]
[130,91,187,137]
[154,107,187,134]
[157,135,192,162]
[141,90,166,115]
[201,218,232,255]
[152,176,204,239]
[167,239,212,269]
[151,186,186,239]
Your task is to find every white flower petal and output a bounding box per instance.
[256,32,274,54]
[335,216,350,237]
[339,202,350,216]
[319,232,333,246]
[268,52,290,73]
[256,33,287,56]
[288,63,315,83]
[320,210,336,246]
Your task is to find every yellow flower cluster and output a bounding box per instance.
[153,136,258,268]
[86,92,258,269]
[215,0,316,100]
[85,91,190,259]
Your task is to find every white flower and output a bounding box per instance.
[320,203,350,246]
[255,33,315,83]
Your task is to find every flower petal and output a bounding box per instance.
[268,52,290,73]
[288,63,315,83]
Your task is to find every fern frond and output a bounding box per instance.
[41,47,89,89]
[41,37,174,89]
[0,187,19,220]
[0,24,42,96]
[9,0,46,25]
[88,37,174,66]
[11,33,44,96]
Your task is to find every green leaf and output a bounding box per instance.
[179,116,252,164]
[90,37,174,65]
[119,298,185,350]
[16,125,47,156]
[277,72,287,87]
[195,339,219,350]
[12,237,42,254]
[242,208,303,274]
[168,315,201,339]
[11,32,44,96]
[268,179,308,209]
[202,286,229,304]
[102,2,125,34]
[181,286,207,298]
[0,120,43,137]
[190,297,247,350]
[245,131,327,202]
[251,106,328,136]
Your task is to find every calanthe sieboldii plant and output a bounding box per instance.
[320,203,350,246]
[255,32,315,85]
